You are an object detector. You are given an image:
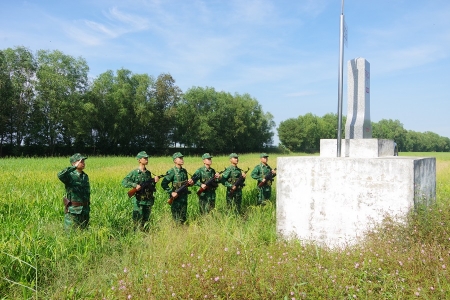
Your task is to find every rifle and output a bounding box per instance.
[229,167,250,195]
[196,168,226,195]
[127,174,165,198]
[257,168,277,188]
[167,173,200,205]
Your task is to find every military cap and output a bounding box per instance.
[172,152,184,160]
[260,153,269,158]
[136,151,149,159]
[70,153,87,164]
[202,153,213,159]
[229,153,239,158]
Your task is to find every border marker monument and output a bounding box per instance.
[276,57,435,247]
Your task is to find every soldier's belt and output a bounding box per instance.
[71,201,90,206]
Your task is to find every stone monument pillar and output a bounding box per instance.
[345,58,372,139]
[276,58,436,248]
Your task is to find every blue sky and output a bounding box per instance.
[1,0,450,143]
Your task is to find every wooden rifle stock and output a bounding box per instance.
[167,174,200,205]
[229,167,249,195]
[127,174,165,198]
[196,168,226,195]
[257,168,277,188]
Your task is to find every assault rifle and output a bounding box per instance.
[257,168,277,188]
[229,167,250,195]
[167,173,200,205]
[196,168,226,195]
[127,173,165,198]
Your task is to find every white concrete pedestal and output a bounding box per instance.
[276,156,436,248]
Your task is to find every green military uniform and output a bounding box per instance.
[193,153,219,214]
[161,152,190,223]
[221,153,246,213]
[122,151,156,228]
[57,153,90,229]
[251,153,275,205]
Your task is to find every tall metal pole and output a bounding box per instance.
[337,0,345,157]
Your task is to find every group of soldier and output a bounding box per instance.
[57,151,276,230]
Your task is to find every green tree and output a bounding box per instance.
[2,47,36,153]
[31,50,88,154]
[149,73,182,151]
[372,119,407,151]
[177,87,274,153]
[0,50,13,155]
[278,118,304,152]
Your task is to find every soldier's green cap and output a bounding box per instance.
[136,151,149,159]
[229,153,239,158]
[70,153,87,164]
[202,153,213,159]
[172,152,184,160]
[260,153,269,158]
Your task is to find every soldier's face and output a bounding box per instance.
[203,158,212,166]
[74,159,85,170]
[230,157,238,164]
[175,157,184,165]
[261,157,268,163]
[139,157,148,165]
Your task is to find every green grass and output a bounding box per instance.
[1,153,450,299]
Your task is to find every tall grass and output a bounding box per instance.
[1,153,450,299]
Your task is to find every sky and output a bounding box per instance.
[1,0,450,144]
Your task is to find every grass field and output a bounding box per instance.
[1,152,450,299]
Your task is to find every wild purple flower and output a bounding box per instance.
[172,293,176,297]
[442,264,446,269]
[224,247,228,251]
[354,263,360,269]
[124,267,128,273]
[127,295,132,299]
[214,276,219,282]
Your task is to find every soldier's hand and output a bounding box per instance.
[187,179,194,185]
[136,184,141,191]
[201,184,207,189]
[154,176,160,183]
[231,186,236,191]
[272,169,277,174]
[214,173,220,178]
[171,192,178,198]
[262,179,266,183]
[242,173,247,178]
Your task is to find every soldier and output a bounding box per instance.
[193,153,221,215]
[57,153,90,230]
[251,153,276,206]
[161,152,194,224]
[122,151,160,230]
[221,153,247,213]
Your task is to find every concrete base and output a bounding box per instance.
[320,139,395,158]
[276,156,436,248]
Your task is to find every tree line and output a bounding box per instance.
[0,47,275,156]
[278,113,450,153]
[1,46,447,157]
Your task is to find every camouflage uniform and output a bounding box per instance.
[161,152,191,223]
[57,153,90,229]
[251,153,275,205]
[193,154,219,214]
[122,152,156,228]
[221,153,246,213]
